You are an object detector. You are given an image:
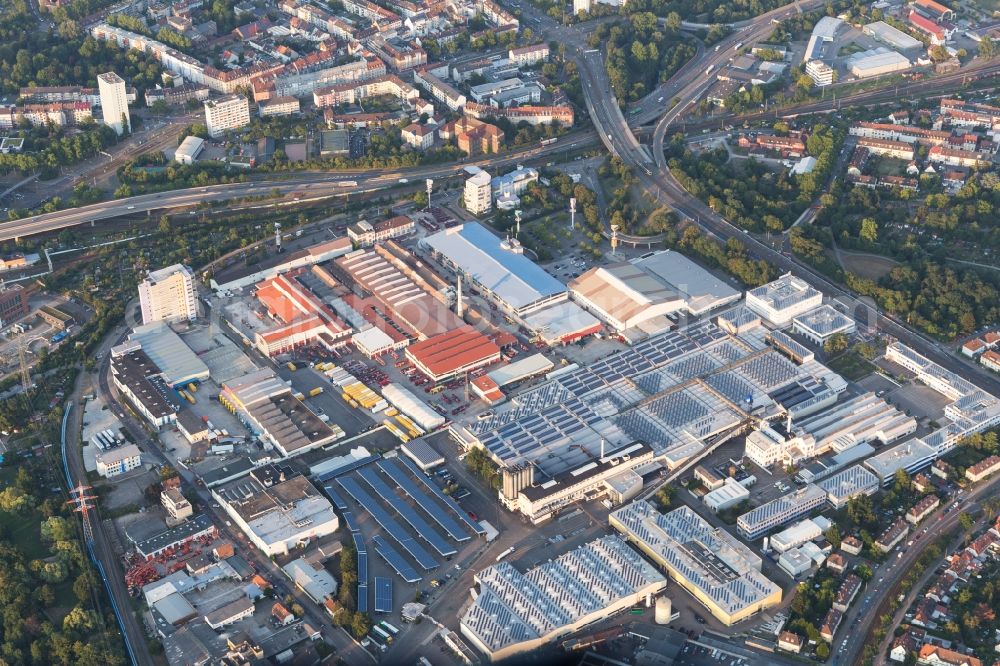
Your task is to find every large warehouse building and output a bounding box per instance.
[569,250,741,340]
[421,223,601,344]
[610,503,781,626]
[863,21,923,52]
[220,368,345,457]
[213,464,339,557]
[460,535,666,661]
[405,325,502,382]
[796,392,916,454]
[335,243,464,340]
[112,320,210,388]
[847,48,912,79]
[253,269,352,357]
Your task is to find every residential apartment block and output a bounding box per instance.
[204,94,250,137]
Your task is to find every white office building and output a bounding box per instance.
[806,60,835,87]
[96,443,142,477]
[464,166,493,215]
[745,273,823,325]
[793,304,856,345]
[98,71,131,135]
[703,477,751,512]
[204,94,250,138]
[744,423,817,470]
[770,518,824,553]
[138,264,198,324]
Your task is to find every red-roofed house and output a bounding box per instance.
[272,602,294,626]
[980,350,1000,373]
[908,11,949,44]
[966,455,1000,482]
[917,644,982,666]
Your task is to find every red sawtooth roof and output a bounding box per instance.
[406,325,500,377]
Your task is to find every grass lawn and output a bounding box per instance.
[827,349,877,381]
[839,251,899,281]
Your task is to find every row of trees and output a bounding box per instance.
[621,0,796,23]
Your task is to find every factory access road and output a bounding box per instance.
[0,130,598,243]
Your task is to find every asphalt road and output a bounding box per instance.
[0,130,597,242]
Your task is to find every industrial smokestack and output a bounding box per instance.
[456,274,463,318]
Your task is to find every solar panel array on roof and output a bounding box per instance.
[397,456,486,535]
[477,398,621,469]
[769,381,818,409]
[374,577,393,613]
[337,475,439,570]
[355,532,369,613]
[323,484,349,510]
[357,467,457,557]
[377,458,470,541]
[735,353,799,390]
[343,511,359,532]
[373,535,422,583]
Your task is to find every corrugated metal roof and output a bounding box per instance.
[423,223,565,310]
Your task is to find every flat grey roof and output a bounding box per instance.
[633,250,741,315]
[127,320,210,386]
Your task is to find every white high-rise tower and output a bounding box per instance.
[138,264,198,325]
[97,72,131,135]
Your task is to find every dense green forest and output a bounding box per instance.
[0,0,162,96]
[663,125,842,232]
[591,13,696,105]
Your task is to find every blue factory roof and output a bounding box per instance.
[424,223,565,311]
